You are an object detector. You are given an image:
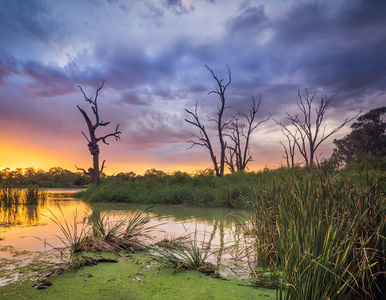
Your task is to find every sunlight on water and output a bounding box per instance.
[0,189,250,285]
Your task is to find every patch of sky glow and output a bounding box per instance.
[257,28,275,45]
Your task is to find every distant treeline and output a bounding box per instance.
[0,167,192,187]
[0,167,90,187]
[1,154,384,188]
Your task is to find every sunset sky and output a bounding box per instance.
[0,0,385,175]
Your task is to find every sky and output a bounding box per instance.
[0,0,385,175]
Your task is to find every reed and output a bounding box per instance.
[40,204,158,257]
[244,172,385,299]
[123,206,158,240]
[155,233,191,249]
[25,185,45,204]
[86,205,128,240]
[42,205,90,255]
[0,187,21,206]
[151,226,217,274]
[83,205,156,252]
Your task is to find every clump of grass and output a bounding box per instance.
[0,187,21,206]
[123,206,157,240]
[151,225,217,275]
[86,205,128,241]
[155,233,191,249]
[42,205,90,256]
[40,205,158,255]
[0,187,45,226]
[83,206,155,252]
[25,185,45,204]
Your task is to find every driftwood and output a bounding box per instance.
[33,280,52,289]
[81,255,118,266]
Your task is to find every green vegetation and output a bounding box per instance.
[151,226,216,274]
[0,252,276,300]
[332,106,386,167]
[241,172,385,299]
[42,205,90,255]
[75,168,295,207]
[0,186,46,226]
[0,167,90,187]
[0,203,276,299]
[39,205,155,257]
[75,166,384,208]
[74,166,385,299]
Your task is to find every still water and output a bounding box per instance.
[0,188,250,285]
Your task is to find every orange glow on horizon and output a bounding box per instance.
[1,141,282,176]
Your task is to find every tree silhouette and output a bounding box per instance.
[185,65,232,177]
[76,80,121,185]
[274,89,359,166]
[185,65,269,175]
[225,95,270,172]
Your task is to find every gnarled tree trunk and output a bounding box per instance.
[76,80,121,185]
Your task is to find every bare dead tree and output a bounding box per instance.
[225,95,271,171]
[279,129,298,167]
[274,89,360,166]
[76,80,121,184]
[185,65,232,177]
[185,103,220,176]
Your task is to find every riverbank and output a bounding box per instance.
[0,251,276,300]
[74,167,385,208]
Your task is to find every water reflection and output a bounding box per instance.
[0,189,46,227]
[0,189,252,285]
[0,190,249,257]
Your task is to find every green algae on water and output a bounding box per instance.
[0,252,276,300]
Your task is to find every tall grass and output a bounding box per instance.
[86,205,128,240]
[243,172,385,299]
[25,185,46,204]
[0,186,45,226]
[0,186,45,205]
[39,205,157,257]
[43,205,89,255]
[151,225,216,274]
[0,187,21,206]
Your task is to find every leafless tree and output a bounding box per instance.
[279,129,298,168]
[225,95,271,171]
[185,65,269,175]
[274,89,360,166]
[185,65,232,176]
[76,80,121,184]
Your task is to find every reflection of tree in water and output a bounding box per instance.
[0,188,45,227]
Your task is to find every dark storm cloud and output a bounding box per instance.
[94,44,173,89]
[0,0,64,46]
[227,5,267,33]
[220,0,386,114]
[340,0,386,31]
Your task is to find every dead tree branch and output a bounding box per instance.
[274,89,360,166]
[77,80,121,184]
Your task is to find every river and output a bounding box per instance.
[0,188,251,286]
